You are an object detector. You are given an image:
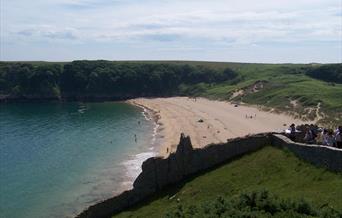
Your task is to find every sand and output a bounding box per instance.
[128,97,304,157]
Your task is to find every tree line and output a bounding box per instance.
[1,61,340,100]
[0,61,238,99]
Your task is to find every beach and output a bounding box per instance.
[129,97,304,157]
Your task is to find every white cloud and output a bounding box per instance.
[1,0,341,62]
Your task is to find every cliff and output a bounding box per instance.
[76,133,342,218]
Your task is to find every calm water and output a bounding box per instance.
[0,102,157,218]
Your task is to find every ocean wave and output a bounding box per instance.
[120,151,156,187]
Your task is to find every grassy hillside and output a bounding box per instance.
[128,62,342,125]
[175,62,342,126]
[114,146,342,218]
[1,61,341,125]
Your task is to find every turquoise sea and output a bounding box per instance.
[0,102,158,218]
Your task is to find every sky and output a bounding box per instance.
[1,0,341,63]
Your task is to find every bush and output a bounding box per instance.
[164,190,342,218]
[306,64,342,84]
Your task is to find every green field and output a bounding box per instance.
[114,146,342,218]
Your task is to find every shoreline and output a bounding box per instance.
[128,97,305,158]
[118,102,161,189]
[127,99,164,155]
[127,99,170,157]
[65,102,161,218]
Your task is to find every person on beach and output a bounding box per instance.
[134,134,137,143]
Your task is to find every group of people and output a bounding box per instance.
[288,124,342,148]
[245,114,256,119]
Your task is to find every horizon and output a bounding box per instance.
[1,0,342,63]
[0,59,341,65]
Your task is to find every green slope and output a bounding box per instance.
[114,146,342,218]
[177,63,342,126]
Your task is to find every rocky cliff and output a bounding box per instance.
[76,133,342,218]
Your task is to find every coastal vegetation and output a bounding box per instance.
[164,190,341,217]
[114,146,342,218]
[0,61,341,124]
[0,61,238,98]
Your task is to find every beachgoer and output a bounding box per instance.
[134,134,137,143]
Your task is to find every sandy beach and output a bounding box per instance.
[129,97,304,157]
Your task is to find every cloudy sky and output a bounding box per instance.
[1,0,341,63]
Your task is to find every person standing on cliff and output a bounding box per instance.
[322,129,330,146]
[289,124,296,141]
[325,129,335,147]
[335,126,342,148]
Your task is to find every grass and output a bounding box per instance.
[140,62,341,125]
[189,64,342,125]
[113,146,342,218]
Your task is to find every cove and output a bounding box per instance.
[0,101,156,218]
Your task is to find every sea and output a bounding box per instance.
[0,101,159,218]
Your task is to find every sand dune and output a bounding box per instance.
[129,97,304,157]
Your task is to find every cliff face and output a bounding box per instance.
[76,133,270,218]
[76,133,342,218]
[271,134,342,172]
[133,133,269,194]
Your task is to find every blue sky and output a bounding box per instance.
[1,0,341,63]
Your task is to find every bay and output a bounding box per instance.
[0,102,156,218]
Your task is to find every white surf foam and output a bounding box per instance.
[120,151,156,187]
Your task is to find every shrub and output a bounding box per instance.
[164,190,342,218]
